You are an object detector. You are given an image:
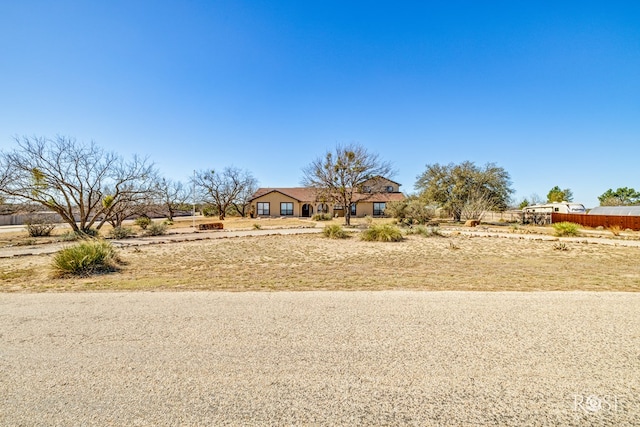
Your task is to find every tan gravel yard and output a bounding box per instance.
[2,230,640,425]
[1,291,639,426]
[1,231,639,292]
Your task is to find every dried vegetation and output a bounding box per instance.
[2,231,639,292]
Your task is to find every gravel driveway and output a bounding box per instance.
[1,291,639,426]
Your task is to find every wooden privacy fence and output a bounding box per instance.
[552,213,640,231]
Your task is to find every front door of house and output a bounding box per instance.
[302,204,313,217]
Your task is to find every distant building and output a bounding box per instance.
[249,177,404,218]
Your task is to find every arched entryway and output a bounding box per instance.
[302,204,314,217]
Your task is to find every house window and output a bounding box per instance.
[350,204,357,216]
[362,186,371,193]
[257,202,270,216]
[317,203,329,213]
[373,202,386,216]
[280,202,293,216]
[386,186,394,192]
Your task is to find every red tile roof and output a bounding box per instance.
[250,188,404,203]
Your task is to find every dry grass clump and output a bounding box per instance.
[552,222,581,237]
[404,225,444,238]
[322,224,348,239]
[361,224,403,242]
[2,227,640,292]
[608,225,622,236]
[52,240,121,277]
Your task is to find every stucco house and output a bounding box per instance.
[248,177,405,218]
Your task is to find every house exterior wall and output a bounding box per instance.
[251,192,300,217]
[352,202,376,217]
[360,177,400,194]
[251,196,398,218]
[249,177,403,218]
[331,201,389,218]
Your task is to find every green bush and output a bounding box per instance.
[386,199,434,225]
[360,224,403,242]
[201,205,218,217]
[52,240,121,276]
[108,226,134,239]
[553,222,580,237]
[322,224,348,239]
[134,216,152,230]
[145,221,167,236]
[81,228,99,237]
[311,213,333,221]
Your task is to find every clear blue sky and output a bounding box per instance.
[1,1,639,208]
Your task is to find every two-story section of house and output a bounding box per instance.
[248,177,404,218]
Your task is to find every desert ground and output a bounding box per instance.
[1,217,639,292]
[1,291,639,426]
[1,219,639,425]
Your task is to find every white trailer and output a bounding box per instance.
[521,202,586,225]
[522,202,586,214]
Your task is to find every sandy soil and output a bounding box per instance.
[1,230,639,292]
[1,291,638,426]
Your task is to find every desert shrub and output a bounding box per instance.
[134,216,152,230]
[59,231,81,242]
[323,224,348,239]
[553,242,570,251]
[311,213,332,221]
[108,226,134,239]
[145,221,167,236]
[360,224,403,242]
[607,225,622,236]
[386,199,434,226]
[52,240,120,276]
[253,223,262,230]
[80,228,99,237]
[201,205,218,217]
[25,220,56,237]
[405,225,444,238]
[553,222,580,237]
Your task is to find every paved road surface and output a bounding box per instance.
[1,291,639,426]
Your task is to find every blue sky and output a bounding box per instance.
[1,1,639,208]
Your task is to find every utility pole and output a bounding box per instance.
[192,170,196,228]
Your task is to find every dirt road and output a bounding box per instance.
[1,291,638,425]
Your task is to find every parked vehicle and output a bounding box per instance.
[521,202,586,225]
[522,202,586,214]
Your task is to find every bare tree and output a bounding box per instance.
[155,178,190,220]
[460,189,495,221]
[230,177,258,217]
[193,167,257,220]
[104,184,156,228]
[302,143,393,226]
[0,136,156,235]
